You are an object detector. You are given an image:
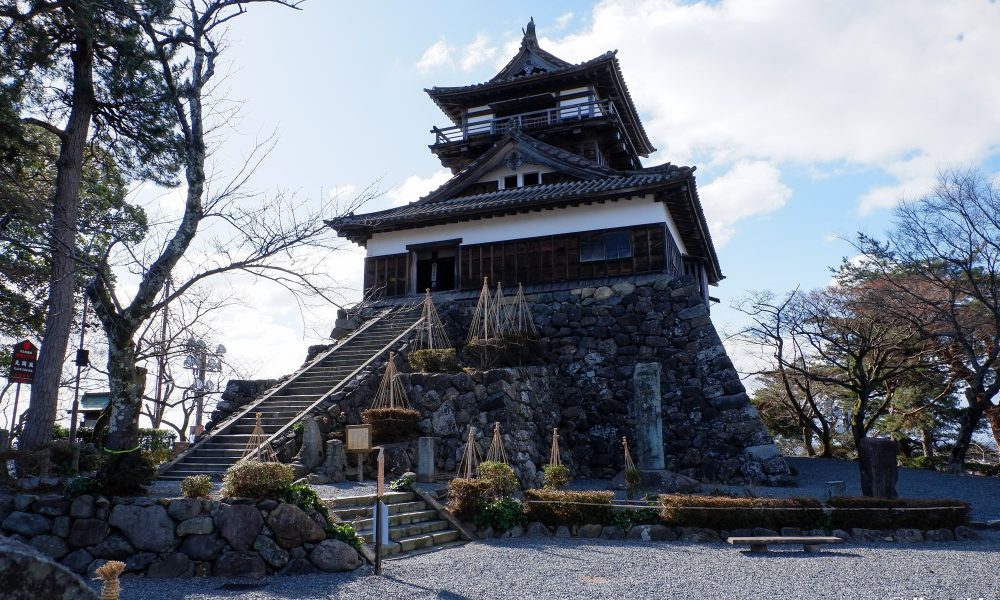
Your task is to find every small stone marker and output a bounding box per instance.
[633,363,665,470]
[824,481,846,500]
[860,438,898,498]
[296,418,324,470]
[417,436,436,483]
[323,439,347,482]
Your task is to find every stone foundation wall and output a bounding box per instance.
[301,273,790,486]
[0,493,362,578]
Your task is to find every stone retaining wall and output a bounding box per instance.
[488,521,984,545]
[0,492,362,578]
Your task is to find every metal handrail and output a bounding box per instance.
[432,99,616,145]
[157,308,395,475]
[248,314,427,461]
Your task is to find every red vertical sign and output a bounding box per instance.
[9,340,37,384]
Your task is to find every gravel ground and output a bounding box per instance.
[95,532,1000,600]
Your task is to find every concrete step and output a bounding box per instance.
[332,500,429,521]
[370,529,461,556]
[357,519,450,543]
[327,491,416,509]
[349,509,439,531]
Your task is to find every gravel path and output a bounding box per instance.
[97,532,1000,600]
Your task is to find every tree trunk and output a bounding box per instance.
[20,32,96,451]
[103,337,147,451]
[947,398,985,474]
[984,404,1000,456]
[802,424,816,457]
[920,427,935,458]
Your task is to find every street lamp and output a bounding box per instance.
[183,338,226,436]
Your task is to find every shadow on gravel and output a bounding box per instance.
[381,574,474,599]
[736,550,863,559]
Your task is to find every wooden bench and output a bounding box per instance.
[727,536,843,553]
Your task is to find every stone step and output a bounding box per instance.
[228,424,283,435]
[332,500,429,521]
[327,491,415,509]
[357,519,450,543]
[188,448,245,458]
[371,529,460,556]
[348,509,439,531]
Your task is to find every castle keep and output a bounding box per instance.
[326,20,790,485]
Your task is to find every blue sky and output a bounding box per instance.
[134,0,1000,381]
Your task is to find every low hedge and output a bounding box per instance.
[522,489,614,526]
[448,478,494,521]
[660,495,825,530]
[826,496,970,530]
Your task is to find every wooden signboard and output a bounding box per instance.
[345,424,372,453]
[9,340,37,384]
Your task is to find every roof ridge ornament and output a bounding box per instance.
[522,17,537,48]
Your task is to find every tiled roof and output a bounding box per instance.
[329,167,691,229]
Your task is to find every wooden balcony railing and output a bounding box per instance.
[431,99,616,145]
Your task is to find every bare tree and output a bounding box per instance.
[854,169,1000,472]
[85,1,378,451]
[733,289,836,457]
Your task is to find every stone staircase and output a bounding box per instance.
[158,306,422,481]
[328,491,465,558]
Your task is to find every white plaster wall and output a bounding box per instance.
[365,194,689,256]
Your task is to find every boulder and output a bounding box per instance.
[432,402,458,437]
[525,522,551,537]
[309,539,362,572]
[254,534,290,569]
[29,534,69,559]
[266,502,326,549]
[69,495,95,519]
[626,525,651,541]
[179,533,226,561]
[214,551,267,579]
[125,552,157,572]
[108,504,175,552]
[577,524,603,538]
[955,526,981,541]
[176,516,214,536]
[2,511,51,537]
[60,548,94,574]
[90,533,135,559]
[851,528,890,543]
[600,526,624,540]
[167,498,203,521]
[648,525,677,541]
[280,557,320,576]
[214,503,264,551]
[147,552,193,578]
[0,536,98,599]
[51,516,70,539]
[68,518,109,548]
[554,525,572,538]
[893,529,924,543]
[678,527,720,542]
[924,528,956,542]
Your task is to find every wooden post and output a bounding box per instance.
[375,447,385,575]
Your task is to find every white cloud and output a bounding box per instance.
[699,161,791,247]
[416,37,454,73]
[554,12,575,31]
[543,0,1000,214]
[460,34,500,72]
[388,169,453,206]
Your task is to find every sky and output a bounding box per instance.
[43,0,1000,425]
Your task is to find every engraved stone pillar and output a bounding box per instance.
[417,437,436,483]
[633,363,665,470]
[860,438,898,498]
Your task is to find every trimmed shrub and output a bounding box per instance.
[522,489,615,526]
[181,475,213,498]
[447,478,493,521]
[328,521,363,551]
[221,461,295,499]
[543,464,571,490]
[389,472,416,492]
[478,461,519,497]
[659,495,825,531]
[611,506,661,530]
[476,497,525,531]
[408,348,459,373]
[463,335,542,368]
[361,407,421,442]
[63,475,100,499]
[95,451,155,496]
[826,496,970,530]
